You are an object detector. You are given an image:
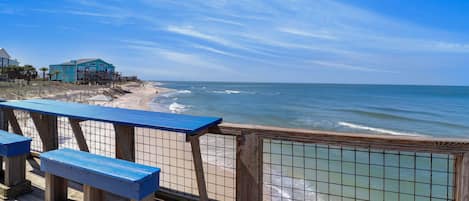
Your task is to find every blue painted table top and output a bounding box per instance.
[0,130,32,156]
[0,99,222,135]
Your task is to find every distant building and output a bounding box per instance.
[0,48,20,67]
[49,58,116,83]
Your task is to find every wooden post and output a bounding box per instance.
[4,155,26,186]
[114,124,135,162]
[236,133,263,201]
[30,112,58,151]
[0,108,7,131]
[455,152,469,201]
[45,173,67,201]
[132,194,154,201]
[0,107,5,171]
[69,118,89,152]
[187,135,209,201]
[83,185,104,201]
[4,109,22,135]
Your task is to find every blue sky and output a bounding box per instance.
[1,0,468,85]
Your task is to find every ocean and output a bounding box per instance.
[150,81,469,200]
[151,81,469,138]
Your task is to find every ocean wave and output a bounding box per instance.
[338,122,423,136]
[337,109,469,129]
[169,102,188,113]
[212,90,255,95]
[161,90,192,98]
[177,90,192,94]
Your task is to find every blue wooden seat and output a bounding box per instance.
[0,130,31,157]
[40,148,160,201]
[0,130,32,199]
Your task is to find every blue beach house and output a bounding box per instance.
[49,58,116,83]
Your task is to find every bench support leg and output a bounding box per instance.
[83,185,104,201]
[45,173,67,201]
[69,118,90,152]
[132,194,154,201]
[114,124,135,162]
[0,155,31,199]
[5,155,26,186]
[31,113,58,151]
[188,136,209,201]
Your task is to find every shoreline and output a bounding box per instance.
[102,81,170,111]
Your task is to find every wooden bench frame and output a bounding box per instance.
[42,149,159,201]
[0,111,31,200]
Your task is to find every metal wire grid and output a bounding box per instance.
[263,139,455,201]
[57,118,116,158]
[135,128,236,201]
[13,110,43,152]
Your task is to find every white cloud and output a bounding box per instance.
[278,27,338,40]
[166,26,234,47]
[309,60,396,73]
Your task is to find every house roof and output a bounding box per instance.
[60,58,100,65]
[53,58,113,66]
[0,48,11,59]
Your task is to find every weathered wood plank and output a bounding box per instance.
[114,124,135,162]
[236,133,263,201]
[69,118,89,152]
[0,108,7,131]
[30,112,58,151]
[4,109,23,135]
[83,185,104,201]
[45,173,67,201]
[4,155,26,186]
[133,194,154,201]
[188,136,208,201]
[211,123,469,154]
[455,153,469,201]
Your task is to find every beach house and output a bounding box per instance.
[0,48,20,67]
[49,58,115,83]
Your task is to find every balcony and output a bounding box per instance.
[1,100,468,201]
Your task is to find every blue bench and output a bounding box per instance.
[41,148,160,201]
[0,130,32,199]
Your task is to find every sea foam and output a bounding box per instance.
[338,122,422,136]
[169,102,188,113]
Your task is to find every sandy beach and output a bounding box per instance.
[103,82,170,111]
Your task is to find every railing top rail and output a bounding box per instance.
[211,123,469,154]
[0,99,222,135]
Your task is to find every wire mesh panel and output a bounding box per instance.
[263,139,456,201]
[135,128,236,201]
[13,110,43,152]
[57,118,116,158]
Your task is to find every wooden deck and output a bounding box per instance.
[16,157,146,201]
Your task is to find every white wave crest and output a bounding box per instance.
[169,102,188,113]
[213,90,241,94]
[338,122,423,136]
[212,90,256,95]
[177,90,192,94]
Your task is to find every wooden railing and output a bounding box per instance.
[2,105,469,200]
[208,123,469,201]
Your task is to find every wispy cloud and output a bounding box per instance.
[204,17,244,26]
[309,60,396,73]
[166,26,234,47]
[278,27,338,40]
